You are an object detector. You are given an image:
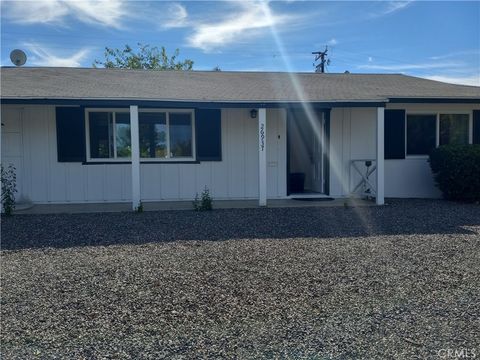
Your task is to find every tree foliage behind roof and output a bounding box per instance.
[93,43,193,70]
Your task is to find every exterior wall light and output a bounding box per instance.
[250,109,258,119]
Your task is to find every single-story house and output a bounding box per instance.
[1,67,479,209]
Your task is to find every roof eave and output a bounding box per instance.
[0,97,389,108]
[388,97,480,104]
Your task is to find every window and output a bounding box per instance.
[86,109,194,161]
[407,114,436,155]
[88,111,131,159]
[139,112,167,158]
[169,113,193,158]
[439,114,469,146]
[405,112,472,157]
[139,111,194,159]
[115,113,131,158]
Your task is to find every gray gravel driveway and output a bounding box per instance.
[1,199,479,359]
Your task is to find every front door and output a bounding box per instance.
[287,109,328,195]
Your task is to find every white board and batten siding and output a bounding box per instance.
[0,105,287,204]
[1,107,25,199]
[3,103,478,204]
[329,107,379,197]
[140,108,286,201]
[329,104,480,199]
[384,103,480,198]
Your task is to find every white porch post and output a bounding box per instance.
[130,105,141,210]
[376,107,385,205]
[258,108,267,206]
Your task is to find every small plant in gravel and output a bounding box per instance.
[135,201,144,213]
[193,187,213,211]
[1,164,17,216]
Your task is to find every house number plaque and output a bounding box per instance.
[260,123,265,152]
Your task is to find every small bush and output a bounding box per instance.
[135,201,144,213]
[193,187,213,211]
[429,144,480,202]
[1,164,17,216]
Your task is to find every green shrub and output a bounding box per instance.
[429,144,480,201]
[1,164,17,216]
[135,201,144,213]
[193,187,213,211]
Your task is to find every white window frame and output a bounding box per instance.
[85,108,129,162]
[139,109,196,162]
[85,108,196,162]
[405,110,472,159]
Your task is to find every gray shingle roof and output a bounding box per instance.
[1,67,479,103]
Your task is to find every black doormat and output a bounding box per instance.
[291,197,334,201]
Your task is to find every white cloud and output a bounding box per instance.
[2,0,127,28]
[163,3,188,29]
[2,0,68,25]
[358,61,461,71]
[383,1,413,15]
[187,1,293,52]
[66,0,127,28]
[368,1,413,18]
[24,43,90,67]
[327,38,337,46]
[429,49,480,60]
[424,74,480,87]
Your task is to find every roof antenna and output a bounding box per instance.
[312,46,330,73]
[10,49,27,67]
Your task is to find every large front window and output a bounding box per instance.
[89,111,131,159]
[86,109,194,161]
[169,113,193,157]
[439,114,469,146]
[139,112,167,158]
[406,112,472,156]
[406,114,436,155]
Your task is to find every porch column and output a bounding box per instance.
[258,108,267,206]
[376,107,385,205]
[130,105,141,210]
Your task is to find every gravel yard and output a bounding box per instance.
[1,199,479,359]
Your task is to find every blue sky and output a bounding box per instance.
[1,0,479,85]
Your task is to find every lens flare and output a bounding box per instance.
[260,1,375,234]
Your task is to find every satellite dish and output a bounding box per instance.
[10,49,27,67]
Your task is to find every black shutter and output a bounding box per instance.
[384,109,406,159]
[474,110,480,145]
[195,109,222,161]
[56,107,86,162]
